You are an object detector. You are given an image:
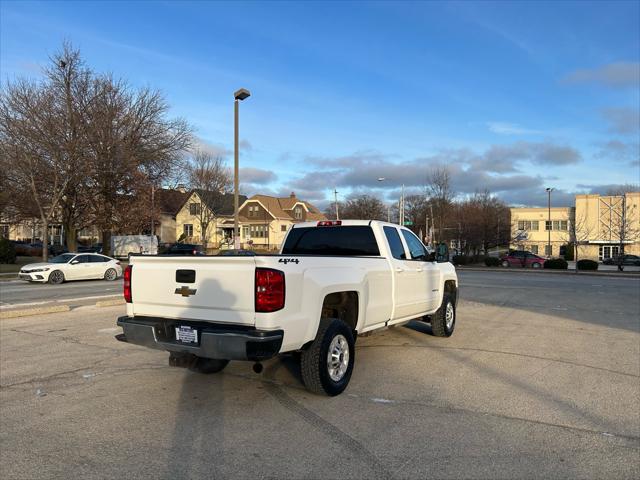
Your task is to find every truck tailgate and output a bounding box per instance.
[129,256,256,326]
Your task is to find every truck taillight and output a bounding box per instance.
[123,265,132,303]
[317,220,342,227]
[255,268,285,312]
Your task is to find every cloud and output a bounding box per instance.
[594,140,640,164]
[486,122,543,135]
[601,107,640,135]
[240,167,277,184]
[239,139,252,152]
[192,137,231,158]
[474,141,581,173]
[563,62,640,88]
[575,183,640,195]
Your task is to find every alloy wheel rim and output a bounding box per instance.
[106,269,115,280]
[445,302,455,330]
[327,334,349,382]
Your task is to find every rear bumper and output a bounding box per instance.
[116,316,283,361]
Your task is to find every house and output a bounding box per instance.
[154,187,189,243]
[237,192,326,249]
[175,189,247,248]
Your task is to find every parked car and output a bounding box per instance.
[23,242,68,257]
[603,254,640,266]
[77,243,103,254]
[217,249,256,256]
[500,250,546,268]
[19,253,122,284]
[117,220,459,396]
[9,240,29,256]
[161,243,205,255]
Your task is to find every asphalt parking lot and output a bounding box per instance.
[1,270,638,479]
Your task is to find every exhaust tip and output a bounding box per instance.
[252,362,263,374]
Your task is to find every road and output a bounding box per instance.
[0,278,122,308]
[0,271,639,479]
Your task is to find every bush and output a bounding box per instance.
[543,258,568,270]
[0,238,17,264]
[452,255,472,265]
[484,257,501,267]
[577,259,598,270]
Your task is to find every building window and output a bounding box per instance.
[517,220,539,231]
[242,226,250,238]
[183,224,193,237]
[552,220,568,231]
[248,205,259,218]
[0,224,8,239]
[530,245,538,254]
[294,207,302,219]
[189,203,201,215]
[545,221,552,231]
[281,225,287,232]
[250,225,267,238]
[545,245,552,256]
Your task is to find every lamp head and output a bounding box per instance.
[234,88,251,101]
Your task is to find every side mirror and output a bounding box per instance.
[427,251,437,262]
[71,260,79,265]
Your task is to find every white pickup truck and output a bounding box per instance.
[116,220,458,396]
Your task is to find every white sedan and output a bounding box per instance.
[19,253,123,284]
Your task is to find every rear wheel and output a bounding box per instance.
[104,268,117,281]
[531,262,541,269]
[48,270,64,285]
[501,260,510,268]
[430,294,455,337]
[300,318,355,396]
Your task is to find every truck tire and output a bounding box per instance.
[430,294,455,337]
[188,356,229,374]
[300,318,355,396]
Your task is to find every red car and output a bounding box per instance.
[500,250,546,268]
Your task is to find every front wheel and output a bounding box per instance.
[501,260,510,268]
[300,318,355,396]
[430,294,456,337]
[48,270,65,285]
[104,268,118,281]
[531,262,541,269]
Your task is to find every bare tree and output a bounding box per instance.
[0,80,74,261]
[610,195,639,271]
[341,194,387,220]
[84,75,192,255]
[563,211,594,271]
[425,165,454,244]
[186,149,232,249]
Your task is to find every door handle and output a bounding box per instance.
[395,267,404,273]
[416,268,423,272]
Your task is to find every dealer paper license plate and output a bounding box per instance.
[175,326,198,344]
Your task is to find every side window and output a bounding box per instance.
[75,255,90,263]
[383,226,406,260]
[90,255,108,263]
[401,230,427,260]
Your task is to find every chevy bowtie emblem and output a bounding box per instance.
[175,286,197,297]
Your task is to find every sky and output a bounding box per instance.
[1,0,639,210]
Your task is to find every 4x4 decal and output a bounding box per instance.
[278,258,300,265]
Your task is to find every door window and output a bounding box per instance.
[401,230,427,260]
[89,255,108,263]
[383,226,406,260]
[74,255,90,263]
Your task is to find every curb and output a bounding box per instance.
[96,298,125,307]
[0,305,70,319]
[456,266,640,278]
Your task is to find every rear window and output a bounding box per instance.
[282,226,380,256]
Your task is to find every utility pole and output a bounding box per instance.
[150,183,155,237]
[546,187,554,257]
[233,88,250,250]
[430,204,435,243]
[334,187,340,220]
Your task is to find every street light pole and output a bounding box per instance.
[546,187,554,257]
[233,88,250,250]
